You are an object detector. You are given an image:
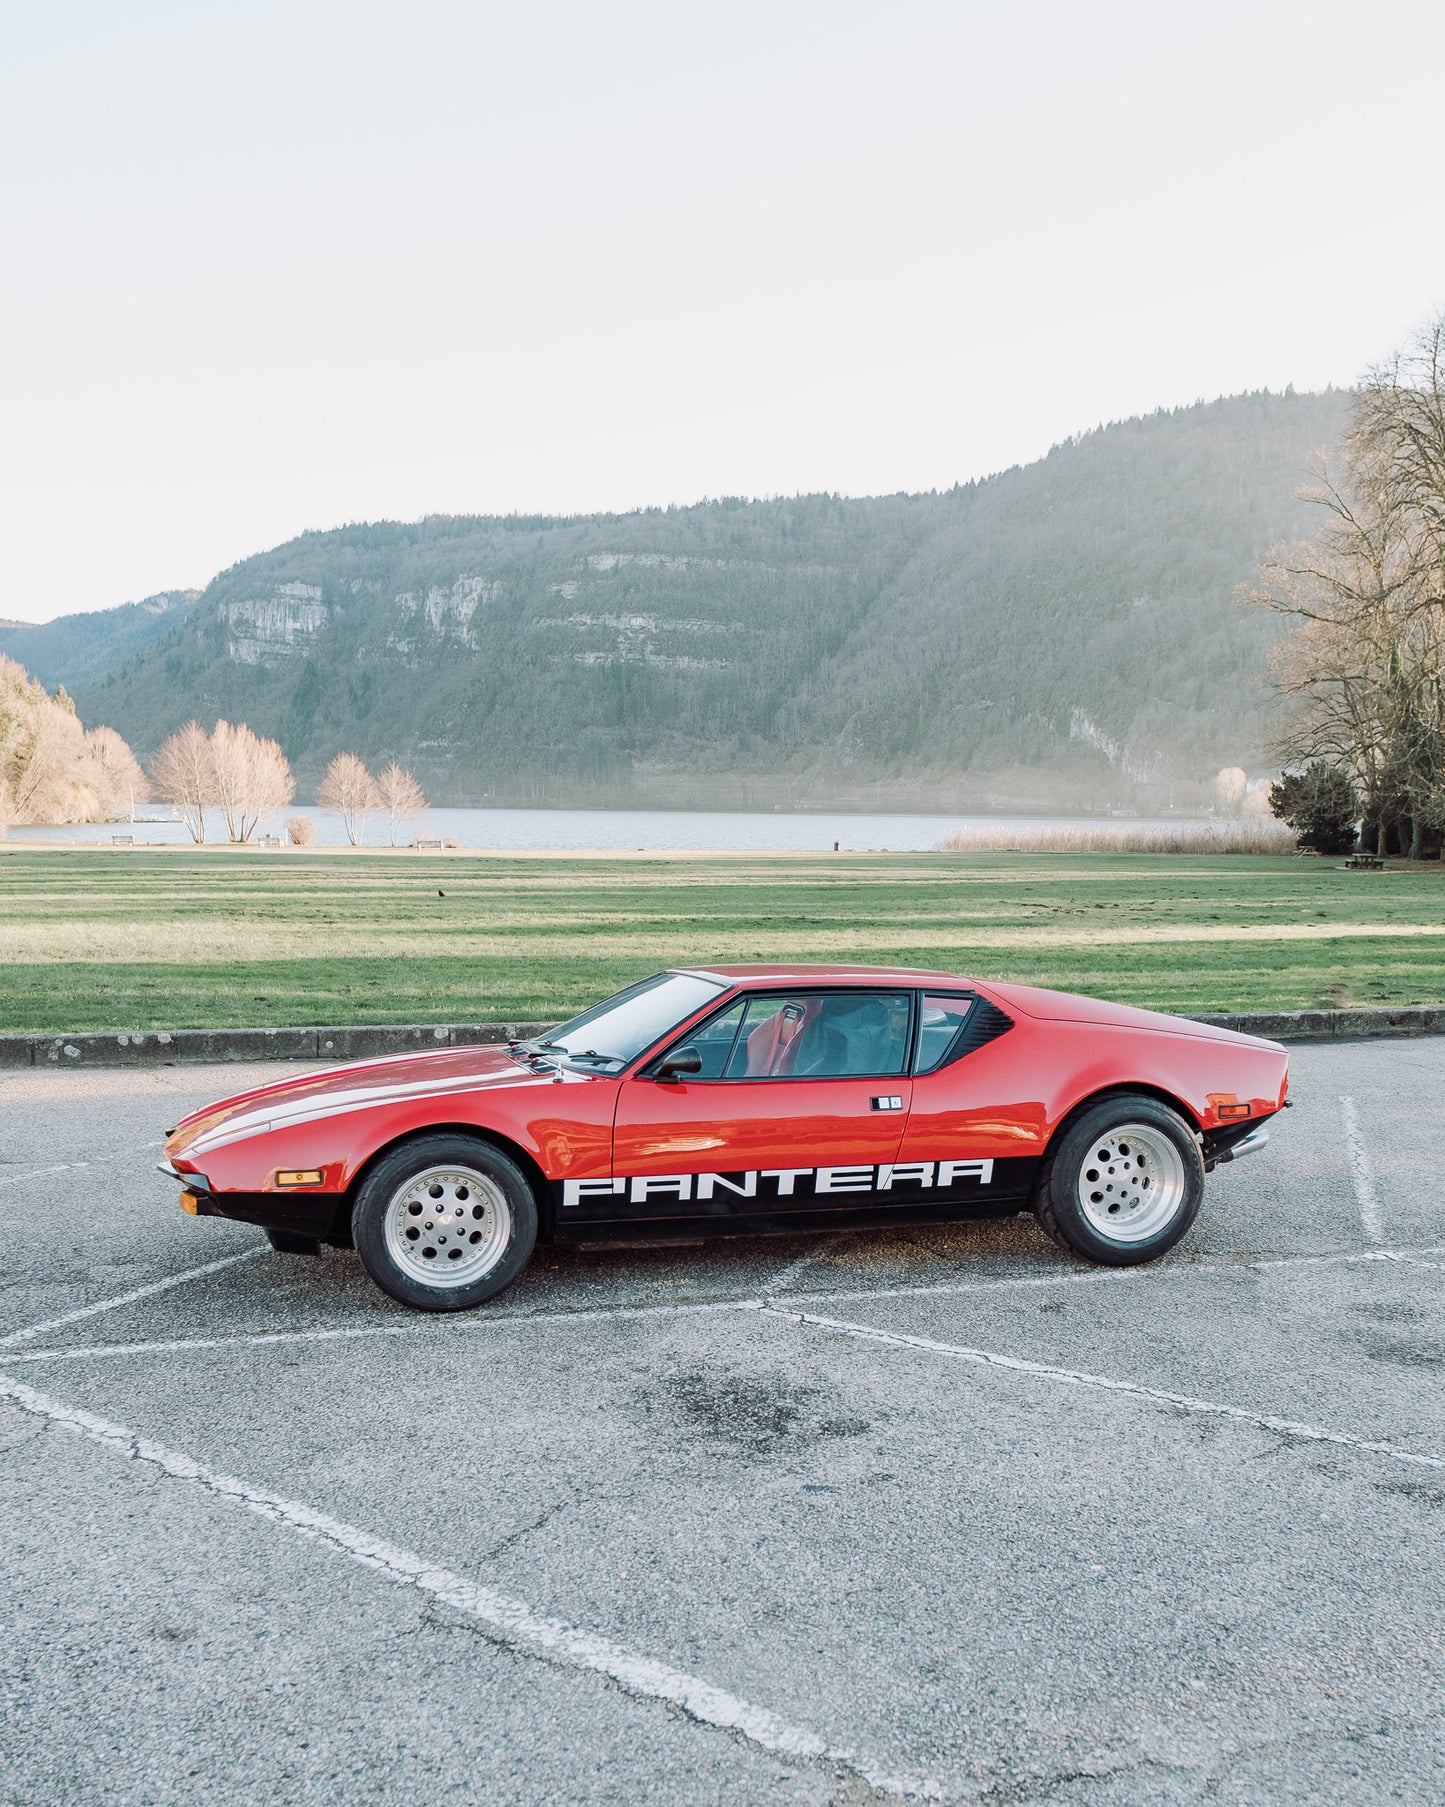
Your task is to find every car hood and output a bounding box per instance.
[167,1043,557,1159]
[980,981,1286,1052]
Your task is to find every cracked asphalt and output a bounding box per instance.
[1,1039,1443,1805]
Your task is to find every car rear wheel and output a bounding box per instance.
[1034,1094,1203,1265]
[353,1135,538,1311]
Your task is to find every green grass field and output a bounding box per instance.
[3,846,1444,1033]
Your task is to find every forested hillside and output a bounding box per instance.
[76,391,1348,810]
[0,591,199,693]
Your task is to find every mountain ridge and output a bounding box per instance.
[0,591,201,694]
[71,390,1349,811]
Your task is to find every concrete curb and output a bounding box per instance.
[1188,1006,1445,1043]
[0,1023,555,1070]
[2,1005,1444,1069]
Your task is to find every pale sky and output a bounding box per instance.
[3,0,1444,624]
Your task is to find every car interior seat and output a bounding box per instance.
[744,1001,817,1076]
[792,1020,850,1076]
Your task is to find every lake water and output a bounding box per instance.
[2,805,1176,853]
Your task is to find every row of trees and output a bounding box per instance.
[0,655,146,831]
[317,752,428,845]
[148,725,429,844]
[1249,311,1445,856]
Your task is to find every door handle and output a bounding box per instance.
[870,1095,904,1111]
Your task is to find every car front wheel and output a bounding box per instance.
[353,1135,538,1311]
[1034,1094,1204,1265]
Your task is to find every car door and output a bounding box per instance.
[891,989,1042,1208]
[607,987,917,1222]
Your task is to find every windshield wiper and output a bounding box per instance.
[510,1038,623,1069]
[509,1040,621,1062]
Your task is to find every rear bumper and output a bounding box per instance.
[1202,1120,1270,1169]
[1214,1122,1270,1163]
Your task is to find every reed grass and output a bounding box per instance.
[938,820,1297,855]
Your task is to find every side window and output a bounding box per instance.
[675,998,747,1078]
[722,992,912,1079]
[914,993,975,1074]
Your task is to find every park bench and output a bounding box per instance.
[111,834,134,846]
[412,836,444,849]
[1344,854,1385,870]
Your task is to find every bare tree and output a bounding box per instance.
[149,721,216,842]
[285,814,316,846]
[1352,315,1445,610]
[84,725,148,821]
[375,760,427,845]
[317,752,380,844]
[2,659,89,824]
[0,655,147,828]
[1214,767,1247,813]
[1242,312,1445,859]
[211,720,295,842]
[6,697,79,823]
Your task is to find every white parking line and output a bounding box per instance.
[0,1374,939,1802]
[762,1240,837,1297]
[758,1303,1445,1473]
[1340,1096,1383,1243]
[4,1242,1443,1370]
[0,1295,757,1365]
[0,1140,163,1190]
[0,1266,1134,1368]
[1366,1251,1445,1274]
[0,1248,266,1348]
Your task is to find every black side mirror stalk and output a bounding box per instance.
[654,1046,703,1081]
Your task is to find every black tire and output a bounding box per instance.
[1034,1093,1204,1266]
[266,1228,322,1255]
[353,1134,538,1312]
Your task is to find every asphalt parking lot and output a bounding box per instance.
[2,1040,1443,1806]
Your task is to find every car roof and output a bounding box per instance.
[677,963,978,989]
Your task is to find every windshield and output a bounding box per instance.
[532,972,727,1069]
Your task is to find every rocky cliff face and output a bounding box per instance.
[74,390,1350,810]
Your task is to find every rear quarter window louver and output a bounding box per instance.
[948,998,1014,1062]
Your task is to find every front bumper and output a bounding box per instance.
[159,1160,344,1237]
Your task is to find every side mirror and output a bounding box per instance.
[654,1045,703,1082]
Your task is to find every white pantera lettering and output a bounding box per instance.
[561,1160,995,1205]
[562,1178,628,1208]
[695,1171,758,1199]
[936,1159,994,1186]
[876,1161,935,1190]
[629,1173,693,1203]
[814,1165,876,1193]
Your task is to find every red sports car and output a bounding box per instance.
[160,966,1288,1311]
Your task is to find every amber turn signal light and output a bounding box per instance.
[1217,1103,1251,1120]
[275,1169,324,1187]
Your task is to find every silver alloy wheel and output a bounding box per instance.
[1075,1122,1187,1243]
[382,1164,512,1289]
